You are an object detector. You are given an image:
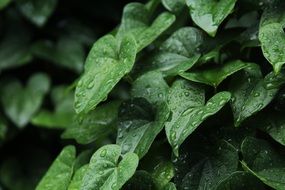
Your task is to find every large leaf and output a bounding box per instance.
[62,101,120,144]
[32,86,74,129]
[16,0,57,26]
[117,98,170,159]
[80,144,139,190]
[216,171,265,190]
[32,37,85,73]
[0,73,50,128]
[230,64,285,126]
[259,0,285,73]
[36,146,76,190]
[165,79,231,156]
[117,2,175,51]
[179,140,239,190]
[74,34,137,114]
[241,137,285,190]
[186,0,237,36]
[68,165,88,190]
[180,60,250,88]
[142,27,205,76]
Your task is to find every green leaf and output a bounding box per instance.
[162,0,185,13]
[32,37,85,73]
[0,0,11,10]
[165,79,231,156]
[81,144,139,190]
[186,0,237,36]
[259,1,285,73]
[180,60,250,88]
[68,165,88,190]
[117,98,170,159]
[163,182,177,190]
[16,0,57,26]
[131,71,169,105]
[74,34,137,114]
[216,171,265,190]
[62,101,120,144]
[143,27,205,76]
[230,65,285,126]
[36,146,76,190]
[0,73,50,128]
[32,86,74,129]
[123,170,155,190]
[151,161,174,189]
[180,140,239,190]
[117,2,175,51]
[241,137,285,190]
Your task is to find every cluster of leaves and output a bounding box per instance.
[0,0,285,189]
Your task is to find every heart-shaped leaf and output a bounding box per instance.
[74,34,137,114]
[80,144,139,190]
[241,137,285,190]
[36,146,76,190]
[165,79,231,156]
[0,73,50,128]
[186,0,237,36]
[142,27,205,76]
[216,171,265,190]
[62,101,120,144]
[180,60,250,88]
[259,1,285,73]
[117,2,175,51]
[16,0,57,26]
[230,64,285,126]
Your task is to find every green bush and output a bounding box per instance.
[0,0,285,189]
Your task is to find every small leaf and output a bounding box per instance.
[142,27,205,76]
[216,171,265,190]
[117,2,175,51]
[151,161,174,189]
[186,0,237,36]
[230,65,285,126]
[259,1,285,73]
[241,137,285,190]
[68,165,88,190]
[16,0,57,26]
[80,144,139,190]
[180,60,250,88]
[0,73,50,128]
[117,98,170,159]
[74,34,137,114]
[62,101,120,144]
[165,79,231,156]
[36,146,76,190]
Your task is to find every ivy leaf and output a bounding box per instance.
[62,101,120,144]
[186,0,237,36]
[151,161,174,189]
[142,27,205,76]
[0,73,50,128]
[259,1,285,73]
[165,79,231,156]
[36,146,76,190]
[216,171,265,190]
[162,0,185,13]
[81,144,139,190]
[241,137,285,190]
[230,64,285,126]
[117,2,175,51]
[179,140,239,190]
[180,60,250,88]
[32,37,85,73]
[68,165,88,190]
[117,98,170,159]
[16,0,57,27]
[32,86,74,129]
[74,34,137,114]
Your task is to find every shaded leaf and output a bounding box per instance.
[74,34,137,114]
[151,161,174,189]
[81,144,139,190]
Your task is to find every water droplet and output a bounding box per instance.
[170,131,176,140]
[158,93,163,98]
[100,149,107,157]
[184,92,190,97]
[87,79,94,89]
[254,92,260,97]
[219,100,226,106]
